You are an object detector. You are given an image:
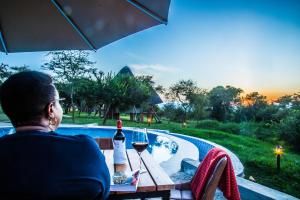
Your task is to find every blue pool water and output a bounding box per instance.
[0,127,179,164]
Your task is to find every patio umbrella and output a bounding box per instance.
[0,0,170,54]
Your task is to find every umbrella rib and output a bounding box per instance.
[0,30,8,54]
[126,0,168,25]
[51,0,96,51]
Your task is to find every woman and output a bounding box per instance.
[0,71,110,200]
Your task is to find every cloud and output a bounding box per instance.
[129,64,181,86]
[130,63,179,74]
[124,52,145,61]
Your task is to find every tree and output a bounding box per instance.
[166,80,199,122]
[0,63,11,84]
[73,77,98,116]
[0,63,30,84]
[188,90,209,122]
[240,92,268,121]
[42,51,95,122]
[10,65,30,73]
[276,93,300,110]
[162,103,185,123]
[279,110,300,152]
[208,86,243,121]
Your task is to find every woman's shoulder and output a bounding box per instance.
[51,132,96,143]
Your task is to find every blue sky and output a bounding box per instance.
[1,0,300,99]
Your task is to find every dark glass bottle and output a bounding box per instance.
[113,120,127,164]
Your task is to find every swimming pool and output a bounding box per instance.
[0,125,243,177]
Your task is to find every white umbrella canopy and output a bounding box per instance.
[0,0,170,53]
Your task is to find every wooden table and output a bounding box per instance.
[103,149,174,200]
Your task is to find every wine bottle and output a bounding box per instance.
[113,120,127,164]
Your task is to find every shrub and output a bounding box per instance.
[239,121,260,136]
[279,111,300,152]
[219,122,240,134]
[162,103,186,122]
[253,126,276,141]
[196,119,220,129]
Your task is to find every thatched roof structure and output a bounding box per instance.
[116,66,163,105]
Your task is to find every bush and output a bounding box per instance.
[196,119,220,129]
[162,103,186,122]
[239,121,260,136]
[279,111,300,152]
[219,122,240,134]
[239,121,279,141]
[253,126,277,141]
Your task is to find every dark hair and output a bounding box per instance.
[0,71,56,127]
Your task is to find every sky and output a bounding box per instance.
[1,0,300,100]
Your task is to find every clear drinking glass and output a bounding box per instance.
[131,128,149,173]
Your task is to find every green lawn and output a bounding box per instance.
[1,111,299,197]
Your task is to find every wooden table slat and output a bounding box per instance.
[141,150,174,191]
[126,149,156,192]
[104,148,175,199]
[103,150,114,185]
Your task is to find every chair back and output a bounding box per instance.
[201,157,227,200]
[95,138,113,150]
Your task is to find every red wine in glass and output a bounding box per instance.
[132,142,148,153]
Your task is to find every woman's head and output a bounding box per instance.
[0,71,63,129]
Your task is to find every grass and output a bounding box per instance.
[1,111,300,197]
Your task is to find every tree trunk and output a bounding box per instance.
[94,105,99,116]
[102,104,111,125]
[71,85,75,123]
[64,106,69,114]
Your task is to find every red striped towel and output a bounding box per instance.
[190,147,240,200]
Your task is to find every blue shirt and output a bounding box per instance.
[0,130,110,200]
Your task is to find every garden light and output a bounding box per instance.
[274,145,283,172]
[147,115,152,126]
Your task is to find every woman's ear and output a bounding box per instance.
[47,102,55,118]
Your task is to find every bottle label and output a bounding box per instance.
[113,140,127,164]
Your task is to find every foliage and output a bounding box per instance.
[208,86,243,121]
[218,122,240,135]
[42,51,94,82]
[0,63,30,84]
[255,105,280,122]
[0,63,11,83]
[253,124,278,142]
[166,80,205,122]
[241,92,268,121]
[239,121,261,136]
[188,90,209,121]
[195,119,220,129]
[42,51,95,122]
[279,110,300,152]
[166,80,197,120]
[161,103,186,123]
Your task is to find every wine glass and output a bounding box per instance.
[132,128,149,173]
